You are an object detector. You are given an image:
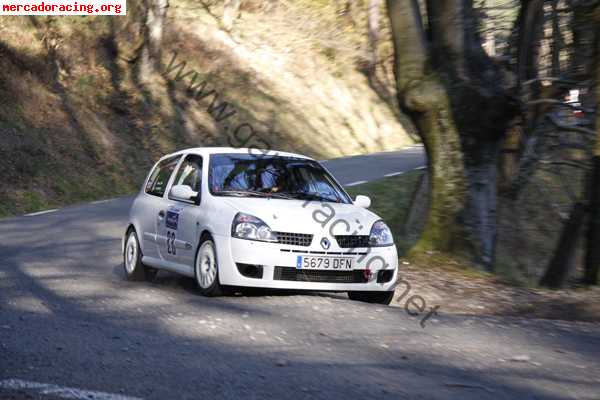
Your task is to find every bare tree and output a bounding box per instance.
[541,202,586,288]
[535,2,598,287]
[222,0,241,32]
[570,0,597,81]
[550,0,561,77]
[386,0,520,269]
[584,8,600,284]
[367,0,382,81]
[140,0,169,75]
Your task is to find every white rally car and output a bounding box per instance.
[123,148,398,304]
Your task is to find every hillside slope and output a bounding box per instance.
[0,1,412,217]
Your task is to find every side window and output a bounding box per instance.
[171,155,203,194]
[145,156,181,197]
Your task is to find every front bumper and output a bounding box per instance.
[214,235,399,292]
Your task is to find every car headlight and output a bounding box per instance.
[369,220,394,247]
[231,212,278,242]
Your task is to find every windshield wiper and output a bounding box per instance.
[287,192,340,203]
[216,190,294,199]
[217,190,265,198]
[266,192,295,199]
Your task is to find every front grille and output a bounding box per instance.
[274,232,313,247]
[280,249,368,255]
[335,235,371,248]
[274,266,368,283]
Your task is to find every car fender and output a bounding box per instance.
[123,193,146,256]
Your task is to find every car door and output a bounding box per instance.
[157,154,204,268]
[140,155,182,259]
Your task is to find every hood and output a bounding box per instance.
[220,197,381,236]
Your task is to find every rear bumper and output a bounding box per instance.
[215,235,399,292]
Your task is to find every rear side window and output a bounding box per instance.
[145,156,181,197]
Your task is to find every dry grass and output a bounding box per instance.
[0,1,412,217]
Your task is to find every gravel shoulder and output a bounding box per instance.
[397,257,600,322]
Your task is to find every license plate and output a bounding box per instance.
[296,255,354,270]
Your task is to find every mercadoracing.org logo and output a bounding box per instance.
[0,0,125,15]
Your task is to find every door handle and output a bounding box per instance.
[158,210,165,219]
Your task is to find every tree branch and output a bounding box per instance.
[386,0,429,96]
[547,113,596,136]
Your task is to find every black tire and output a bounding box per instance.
[123,229,157,281]
[194,234,224,297]
[348,290,395,305]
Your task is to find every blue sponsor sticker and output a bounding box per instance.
[166,209,180,230]
[296,255,302,269]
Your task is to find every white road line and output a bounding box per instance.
[414,166,427,170]
[345,180,368,187]
[24,209,58,217]
[384,171,405,177]
[91,199,112,204]
[0,379,143,400]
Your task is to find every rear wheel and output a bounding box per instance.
[348,291,395,305]
[123,229,157,281]
[194,235,224,296]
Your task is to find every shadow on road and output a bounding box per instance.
[1,198,599,400]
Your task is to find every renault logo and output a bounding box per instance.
[320,237,331,250]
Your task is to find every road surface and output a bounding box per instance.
[1,147,600,400]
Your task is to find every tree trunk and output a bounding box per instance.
[570,2,596,80]
[223,0,241,32]
[585,157,600,285]
[464,142,500,266]
[140,0,169,76]
[367,0,382,81]
[583,7,600,285]
[550,0,561,78]
[499,0,544,199]
[516,0,545,87]
[387,0,469,257]
[387,0,517,268]
[541,202,586,288]
[484,30,495,57]
[499,124,521,191]
[517,0,545,143]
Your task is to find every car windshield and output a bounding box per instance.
[209,153,352,204]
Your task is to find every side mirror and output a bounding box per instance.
[354,195,371,209]
[170,185,198,202]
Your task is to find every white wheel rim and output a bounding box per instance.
[196,241,217,289]
[125,234,138,274]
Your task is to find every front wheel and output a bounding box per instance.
[348,291,395,305]
[123,229,157,281]
[194,236,224,296]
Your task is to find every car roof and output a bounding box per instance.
[160,147,314,162]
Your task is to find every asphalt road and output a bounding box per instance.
[1,147,600,400]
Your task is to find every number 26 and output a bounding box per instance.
[167,231,177,255]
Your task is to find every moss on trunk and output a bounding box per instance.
[387,0,517,268]
[408,80,468,254]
